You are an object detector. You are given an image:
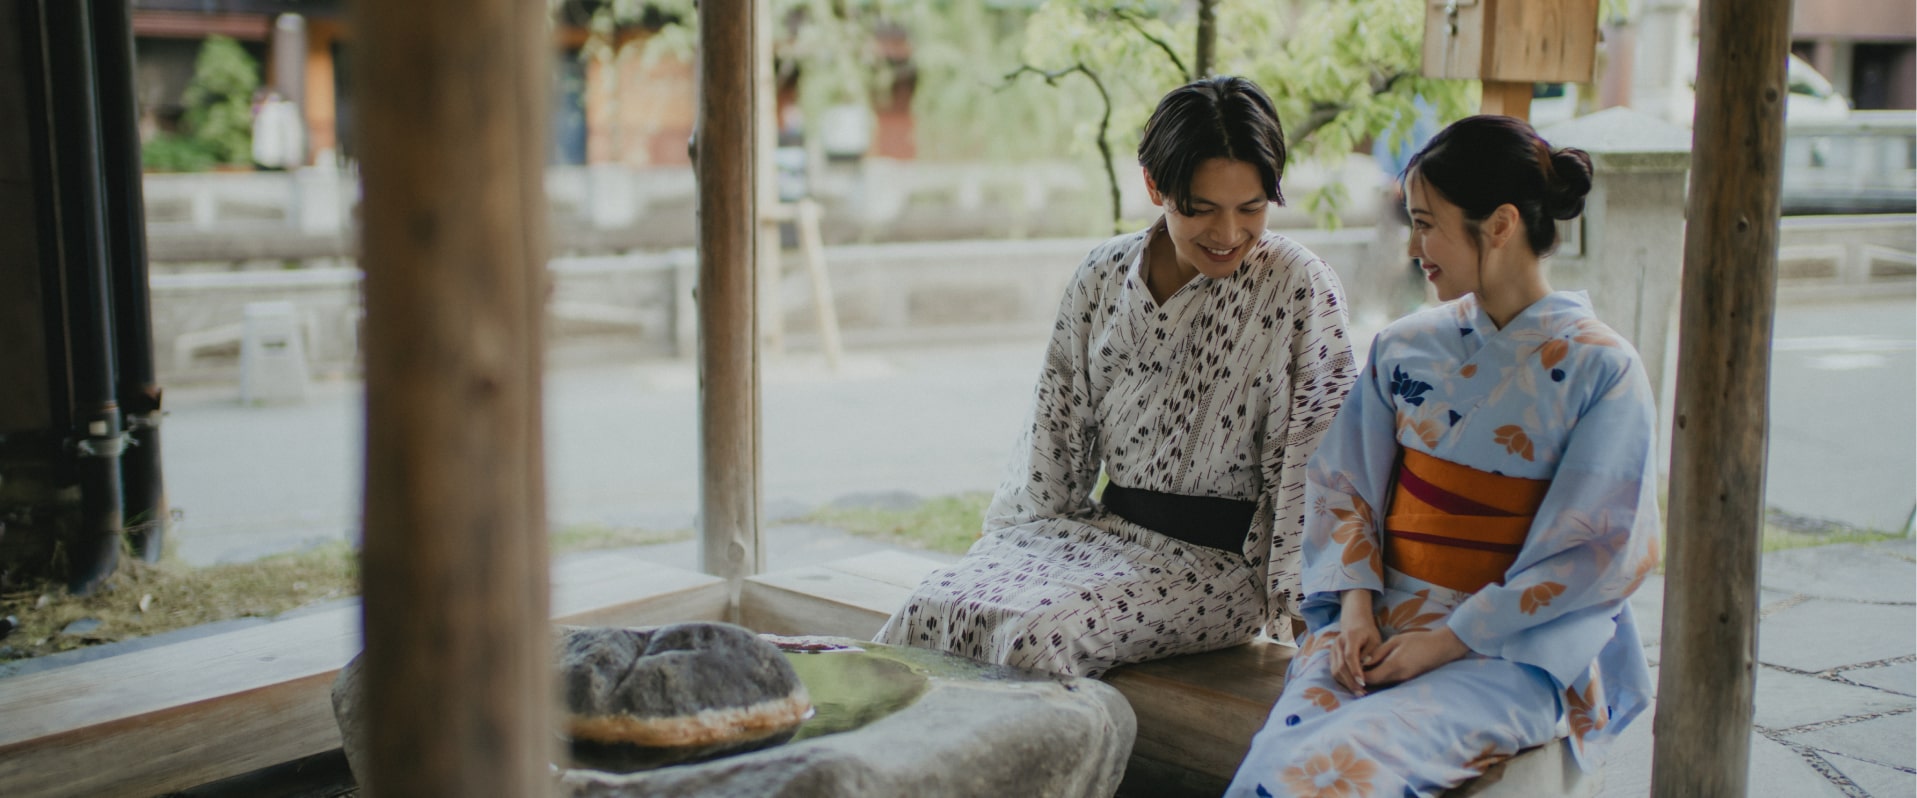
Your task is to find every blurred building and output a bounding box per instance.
[126,0,920,171]
[1792,0,1916,111]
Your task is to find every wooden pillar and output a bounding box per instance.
[1650,0,1790,794]
[1480,80,1533,119]
[698,0,764,605]
[353,0,553,795]
[1422,0,1596,121]
[303,21,337,162]
[756,0,784,357]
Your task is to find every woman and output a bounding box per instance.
[1227,116,1660,797]
[872,75,1356,678]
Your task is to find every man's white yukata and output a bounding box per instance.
[875,222,1356,678]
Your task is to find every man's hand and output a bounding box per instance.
[1362,627,1471,687]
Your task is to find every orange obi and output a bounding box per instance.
[1384,448,1551,594]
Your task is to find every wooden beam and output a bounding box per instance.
[697,0,763,605]
[352,0,553,795]
[1650,0,1791,794]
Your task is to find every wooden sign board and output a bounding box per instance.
[1424,0,1600,84]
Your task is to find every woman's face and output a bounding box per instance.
[1405,171,1482,302]
[1148,157,1269,280]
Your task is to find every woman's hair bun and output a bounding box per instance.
[1543,147,1594,220]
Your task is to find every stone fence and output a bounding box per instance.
[141,156,1383,257]
[152,231,1377,385]
[149,214,1912,387]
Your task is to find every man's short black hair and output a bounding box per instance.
[1136,75,1287,214]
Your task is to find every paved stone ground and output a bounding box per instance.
[1596,539,1916,798]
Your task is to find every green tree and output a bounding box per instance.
[142,35,260,171]
[590,1,1479,229]
[182,35,260,165]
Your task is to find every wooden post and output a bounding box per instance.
[1480,80,1533,119]
[757,0,784,356]
[1422,0,1597,121]
[353,0,554,795]
[1650,0,1790,794]
[795,199,844,371]
[699,0,764,606]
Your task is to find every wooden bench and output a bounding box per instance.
[0,547,1591,797]
[741,550,1595,798]
[0,553,727,798]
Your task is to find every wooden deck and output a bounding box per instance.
[0,554,726,798]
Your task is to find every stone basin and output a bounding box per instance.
[335,633,1136,798]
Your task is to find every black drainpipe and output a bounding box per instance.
[40,0,126,594]
[92,0,166,563]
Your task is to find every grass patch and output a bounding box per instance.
[798,492,993,556]
[0,523,692,664]
[1,541,358,662]
[1761,525,1905,553]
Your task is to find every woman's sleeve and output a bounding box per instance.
[1259,260,1357,628]
[1443,359,1664,687]
[981,249,1106,533]
[1295,333,1404,631]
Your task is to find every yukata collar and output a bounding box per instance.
[1465,290,1592,337]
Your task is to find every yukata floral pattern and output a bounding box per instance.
[1229,291,1661,798]
[874,222,1356,678]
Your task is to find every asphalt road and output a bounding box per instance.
[159,290,1915,566]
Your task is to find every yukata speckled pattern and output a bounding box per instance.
[873,223,1356,678]
[1228,291,1662,798]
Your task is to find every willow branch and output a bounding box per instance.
[1003,63,1123,234]
[1107,9,1191,82]
[1286,70,1417,147]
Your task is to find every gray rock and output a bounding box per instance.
[557,623,810,769]
[330,650,372,794]
[559,638,1135,798]
[334,622,813,786]
[335,632,1134,798]
[59,618,100,636]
